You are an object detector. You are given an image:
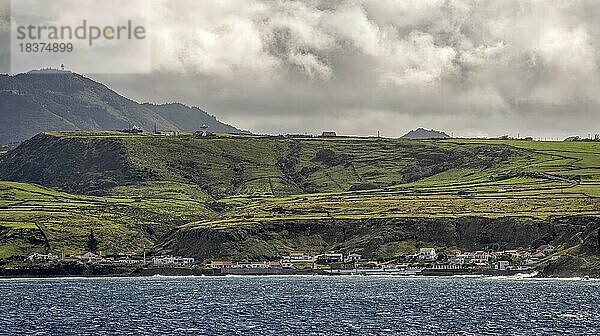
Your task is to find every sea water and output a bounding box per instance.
[0,276,598,335]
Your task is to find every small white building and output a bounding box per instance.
[283,252,315,263]
[233,261,270,269]
[72,252,103,263]
[345,253,362,263]
[281,260,294,269]
[523,258,540,266]
[315,252,344,264]
[153,256,195,266]
[503,250,521,258]
[471,251,494,265]
[418,248,437,261]
[496,261,510,270]
[115,258,143,264]
[26,253,59,263]
[211,261,233,269]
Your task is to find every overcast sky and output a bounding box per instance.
[2,0,600,138]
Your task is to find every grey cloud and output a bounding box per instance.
[4,0,600,138]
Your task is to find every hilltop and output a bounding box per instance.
[0,70,247,144]
[402,128,450,139]
[0,132,599,275]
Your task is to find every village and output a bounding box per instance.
[25,251,195,267]
[22,244,558,276]
[209,244,556,275]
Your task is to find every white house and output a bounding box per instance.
[26,253,59,263]
[471,251,494,265]
[503,250,521,258]
[284,252,315,263]
[153,256,195,266]
[315,252,344,264]
[211,261,233,269]
[496,261,510,270]
[115,258,143,264]
[418,248,437,261]
[72,252,103,263]
[523,258,540,266]
[345,253,362,263]
[280,260,294,269]
[233,261,270,269]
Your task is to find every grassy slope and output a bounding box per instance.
[0,132,599,262]
[184,138,600,229]
[0,180,211,257]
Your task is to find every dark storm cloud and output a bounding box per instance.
[4,0,600,137]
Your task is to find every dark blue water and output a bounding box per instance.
[0,276,598,335]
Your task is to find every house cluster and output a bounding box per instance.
[25,251,195,267]
[152,255,195,266]
[211,252,364,270]
[26,252,107,264]
[210,261,281,269]
[411,244,557,269]
[211,245,558,271]
[26,245,557,271]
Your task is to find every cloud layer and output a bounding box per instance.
[4,0,600,138]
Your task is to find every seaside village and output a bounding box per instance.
[24,244,558,274]
[208,245,556,273]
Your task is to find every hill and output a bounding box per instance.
[0,133,599,275]
[0,132,529,196]
[402,128,450,139]
[143,103,244,134]
[0,69,247,145]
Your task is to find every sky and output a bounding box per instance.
[2,0,600,139]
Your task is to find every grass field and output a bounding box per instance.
[0,133,599,259]
[0,180,211,256]
[181,138,600,231]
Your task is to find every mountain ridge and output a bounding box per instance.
[0,70,248,144]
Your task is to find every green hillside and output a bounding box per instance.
[0,132,541,196]
[0,180,213,258]
[0,132,598,273]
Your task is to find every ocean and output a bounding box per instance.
[0,276,598,335]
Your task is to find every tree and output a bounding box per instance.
[86,230,99,253]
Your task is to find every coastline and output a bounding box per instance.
[0,264,587,279]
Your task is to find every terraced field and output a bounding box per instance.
[184,139,600,230]
[0,181,210,257]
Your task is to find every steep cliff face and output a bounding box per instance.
[540,221,600,277]
[163,216,600,262]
